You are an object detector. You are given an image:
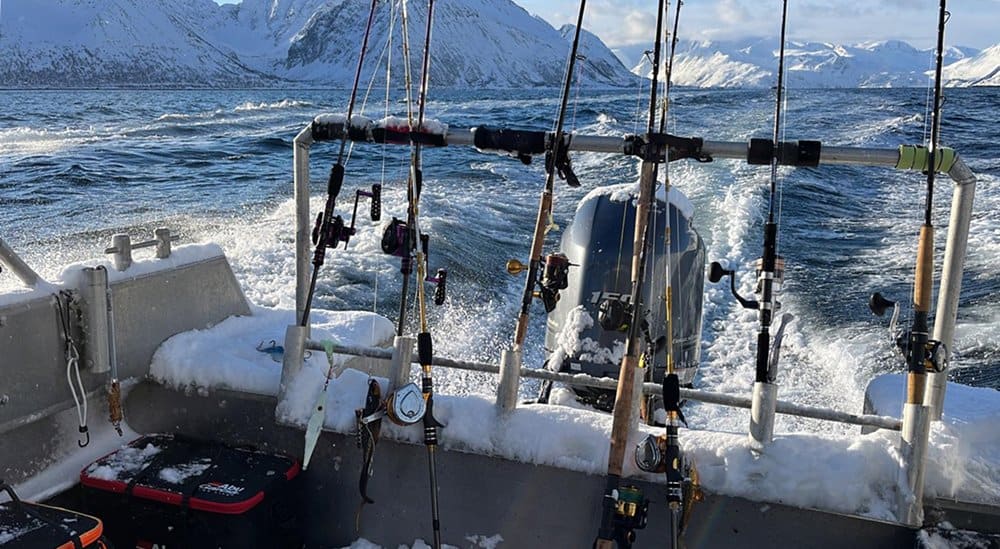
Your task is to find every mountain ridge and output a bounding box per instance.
[618,37,997,88]
[0,0,636,88]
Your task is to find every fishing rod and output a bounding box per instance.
[706,0,795,449]
[406,2,446,547]
[299,0,381,328]
[657,0,682,134]
[864,1,950,524]
[748,0,792,448]
[902,0,949,419]
[594,1,668,547]
[364,1,447,546]
[505,0,585,357]
[633,2,701,547]
[353,0,430,529]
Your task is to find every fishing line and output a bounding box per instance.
[570,53,584,135]
[350,4,397,167]
[633,62,648,135]
[776,52,790,253]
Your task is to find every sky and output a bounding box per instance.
[214,0,1000,50]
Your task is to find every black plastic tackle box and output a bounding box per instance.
[1,481,109,548]
[79,433,301,549]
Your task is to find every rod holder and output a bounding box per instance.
[389,335,415,392]
[278,324,309,402]
[496,348,522,414]
[749,381,778,451]
[154,228,172,259]
[898,402,931,527]
[81,267,111,373]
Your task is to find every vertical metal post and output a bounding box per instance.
[278,324,309,402]
[81,267,111,374]
[926,163,977,419]
[293,125,314,328]
[899,403,931,526]
[496,349,522,414]
[0,237,44,288]
[749,381,778,449]
[154,228,172,259]
[389,335,415,392]
[110,234,132,272]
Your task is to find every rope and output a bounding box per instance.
[55,292,89,447]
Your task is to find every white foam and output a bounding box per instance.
[234,99,311,112]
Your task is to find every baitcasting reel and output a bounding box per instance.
[598,298,632,332]
[385,382,427,426]
[381,217,409,259]
[313,183,382,251]
[506,253,573,313]
[381,218,448,305]
[868,292,948,373]
[539,253,571,312]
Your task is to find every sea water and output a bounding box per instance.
[1,87,997,435]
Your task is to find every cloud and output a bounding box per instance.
[519,0,1000,50]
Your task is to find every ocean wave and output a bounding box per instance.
[233,99,312,112]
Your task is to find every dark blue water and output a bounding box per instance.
[1,87,997,431]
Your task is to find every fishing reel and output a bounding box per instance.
[868,293,948,373]
[608,485,649,549]
[597,298,655,344]
[312,183,382,251]
[598,298,632,332]
[385,382,427,426]
[507,253,573,313]
[754,256,786,297]
[380,218,448,305]
[381,217,409,259]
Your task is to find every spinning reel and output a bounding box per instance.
[706,257,787,312]
[868,292,948,373]
[606,485,649,549]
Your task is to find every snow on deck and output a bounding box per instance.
[146,308,1000,522]
[867,373,1000,506]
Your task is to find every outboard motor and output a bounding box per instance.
[543,184,705,411]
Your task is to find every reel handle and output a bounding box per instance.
[370,183,382,221]
[707,260,758,310]
[433,269,447,306]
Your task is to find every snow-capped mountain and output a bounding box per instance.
[624,37,988,88]
[0,0,636,88]
[0,0,278,87]
[942,44,1000,86]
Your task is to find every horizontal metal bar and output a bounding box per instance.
[306,120,973,186]
[0,237,45,288]
[307,340,901,431]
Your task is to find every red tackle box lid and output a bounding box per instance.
[80,434,300,515]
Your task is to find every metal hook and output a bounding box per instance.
[78,426,90,448]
